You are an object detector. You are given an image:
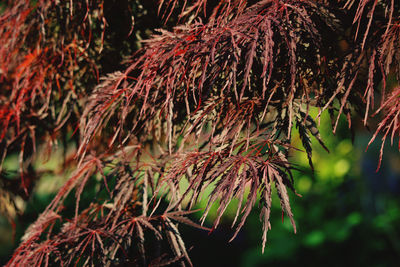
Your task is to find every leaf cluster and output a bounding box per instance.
[0,0,399,265]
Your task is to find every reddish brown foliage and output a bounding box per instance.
[0,0,399,265]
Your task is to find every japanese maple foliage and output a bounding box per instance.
[0,0,399,266]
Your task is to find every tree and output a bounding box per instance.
[0,0,399,265]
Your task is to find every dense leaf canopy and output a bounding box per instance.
[0,0,399,265]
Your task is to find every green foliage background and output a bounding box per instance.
[179,112,400,267]
[1,112,399,266]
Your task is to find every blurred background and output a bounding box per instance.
[1,110,399,266]
[178,110,400,267]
